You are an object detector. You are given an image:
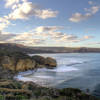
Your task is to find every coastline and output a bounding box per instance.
[0,51,100,100]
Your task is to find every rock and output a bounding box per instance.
[1,56,36,72]
[45,57,57,67]
[32,55,46,65]
[22,82,37,90]
[32,56,57,68]
[0,69,14,79]
[0,80,32,99]
[0,80,21,89]
[36,63,45,68]
[0,51,57,72]
[16,59,36,71]
[1,56,16,71]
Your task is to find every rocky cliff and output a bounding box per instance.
[0,51,57,76]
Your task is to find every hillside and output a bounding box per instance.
[0,43,100,53]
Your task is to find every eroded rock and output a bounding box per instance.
[16,59,36,71]
[45,57,57,67]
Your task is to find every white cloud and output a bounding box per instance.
[5,0,20,7]
[0,25,94,46]
[87,42,100,45]
[90,6,100,14]
[0,17,10,31]
[8,2,35,20]
[83,35,94,39]
[69,12,91,22]
[35,26,63,33]
[34,26,93,43]
[69,3,100,23]
[88,1,94,5]
[0,31,16,42]
[85,6,100,14]
[34,9,58,19]
[6,32,45,45]
[7,1,58,20]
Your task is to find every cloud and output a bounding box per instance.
[85,6,100,14]
[34,26,80,43]
[87,42,100,45]
[0,31,16,42]
[7,1,58,20]
[8,2,35,20]
[0,26,94,46]
[69,2,100,22]
[34,9,58,19]
[35,26,63,33]
[6,32,45,45]
[34,26,93,43]
[5,0,20,7]
[83,35,94,39]
[54,33,80,43]
[88,1,94,5]
[69,13,91,22]
[0,17,10,31]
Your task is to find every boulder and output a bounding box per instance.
[16,59,36,71]
[45,57,57,67]
[32,55,46,65]
[32,55,57,68]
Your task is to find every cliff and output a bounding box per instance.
[0,52,57,74]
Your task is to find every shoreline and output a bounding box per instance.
[14,69,100,100]
[0,51,100,100]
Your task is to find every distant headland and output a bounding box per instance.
[0,43,100,53]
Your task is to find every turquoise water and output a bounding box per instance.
[16,53,100,96]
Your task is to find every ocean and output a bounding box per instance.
[15,53,100,96]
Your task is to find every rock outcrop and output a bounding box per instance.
[32,55,57,68]
[1,56,16,71]
[45,57,57,67]
[16,59,36,71]
[0,52,57,72]
[32,55,46,65]
[1,56,36,72]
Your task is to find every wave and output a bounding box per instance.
[51,66,79,72]
[66,62,85,66]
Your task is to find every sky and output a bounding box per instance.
[0,0,100,47]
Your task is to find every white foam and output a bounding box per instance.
[52,66,79,72]
[15,75,32,82]
[32,75,53,79]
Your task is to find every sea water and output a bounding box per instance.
[15,53,100,96]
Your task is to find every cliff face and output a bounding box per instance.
[16,59,36,71]
[0,51,57,73]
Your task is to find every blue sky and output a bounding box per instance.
[0,0,100,47]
